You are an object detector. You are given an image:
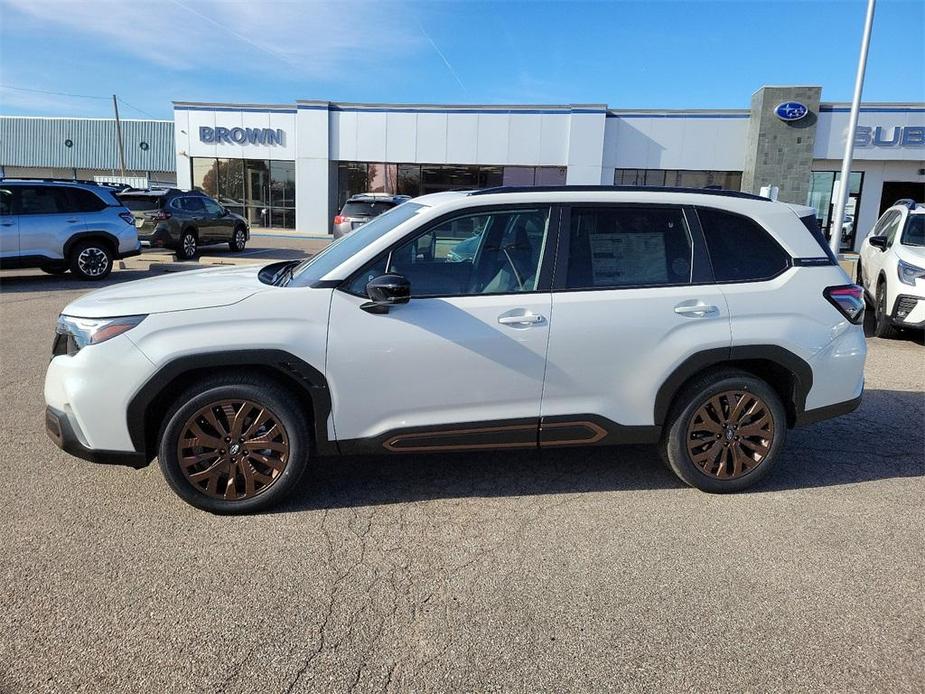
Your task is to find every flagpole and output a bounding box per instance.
[829,0,876,255]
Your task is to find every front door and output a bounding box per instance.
[541,204,731,436]
[326,205,556,451]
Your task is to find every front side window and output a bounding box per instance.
[883,213,904,247]
[203,199,223,215]
[182,197,206,213]
[697,207,789,282]
[564,206,692,289]
[347,207,551,297]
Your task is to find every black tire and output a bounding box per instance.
[69,239,113,280]
[873,281,901,339]
[40,265,68,275]
[661,369,787,493]
[177,229,198,260]
[158,376,310,514]
[229,226,247,252]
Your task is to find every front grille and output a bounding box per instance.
[895,296,918,320]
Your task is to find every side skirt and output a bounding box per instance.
[335,415,661,456]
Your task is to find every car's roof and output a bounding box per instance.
[0,178,115,192]
[347,193,410,202]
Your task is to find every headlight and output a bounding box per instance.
[53,314,146,356]
[897,259,925,286]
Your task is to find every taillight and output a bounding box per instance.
[333,215,347,225]
[154,210,172,221]
[824,284,865,324]
[118,211,135,225]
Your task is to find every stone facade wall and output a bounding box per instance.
[741,86,822,204]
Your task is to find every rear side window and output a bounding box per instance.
[799,214,838,263]
[66,188,107,213]
[17,186,71,215]
[181,197,206,213]
[565,206,693,289]
[697,207,790,282]
[121,196,161,211]
[342,201,395,217]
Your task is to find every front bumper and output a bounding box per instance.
[891,293,925,328]
[45,406,147,468]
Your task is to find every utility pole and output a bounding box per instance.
[829,0,876,256]
[112,94,127,178]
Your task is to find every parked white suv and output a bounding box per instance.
[44,186,867,513]
[857,199,925,338]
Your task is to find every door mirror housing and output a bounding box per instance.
[869,235,888,251]
[362,274,411,314]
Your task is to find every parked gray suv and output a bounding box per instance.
[0,179,141,280]
[333,193,411,239]
[119,188,250,259]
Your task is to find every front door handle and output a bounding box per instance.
[498,312,546,326]
[0,222,13,227]
[674,303,720,318]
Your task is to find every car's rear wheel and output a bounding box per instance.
[229,227,247,252]
[177,229,198,260]
[158,377,309,513]
[873,281,901,339]
[662,370,786,493]
[69,240,113,280]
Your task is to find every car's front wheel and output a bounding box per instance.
[229,226,247,252]
[873,282,901,339]
[158,377,310,513]
[662,370,787,493]
[69,240,113,280]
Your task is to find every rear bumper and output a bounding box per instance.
[794,393,863,427]
[45,406,147,468]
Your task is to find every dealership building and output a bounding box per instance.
[3,86,923,249]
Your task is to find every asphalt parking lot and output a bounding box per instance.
[0,244,923,693]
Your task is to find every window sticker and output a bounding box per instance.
[589,231,668,285]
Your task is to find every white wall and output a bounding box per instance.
[602,115,749,177]
[815,109,925,160]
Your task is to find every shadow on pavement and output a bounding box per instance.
[0,270,156,294]
[278,388,924,513]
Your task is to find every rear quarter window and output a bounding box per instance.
[799,213,838,263]
[66,188,108,213]
[697,207,790,282]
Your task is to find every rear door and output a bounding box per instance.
[17,185,85,261]
[541,204,731,436]
[0,185,18,258]
[202,197,232,241]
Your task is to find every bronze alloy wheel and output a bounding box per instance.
[685,390,775,480]
[177,399,290,500]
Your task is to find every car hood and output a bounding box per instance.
[896,243,925,265]
[62,265,270,318]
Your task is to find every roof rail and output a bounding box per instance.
[894,198,919,209]
[0,176,123,187]
[467,185,771,201]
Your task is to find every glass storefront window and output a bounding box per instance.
[807,170,864,250]
[502,167,535,186]
[421,165,479,194]
[270,160,295,208]
[478,166,503,188]
[192,158,219,198]
[397,164,422,197]
[191,157,295,230]
[614,168,743,191]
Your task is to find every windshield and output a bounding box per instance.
[901,215,924,247]
[289,202,427,286]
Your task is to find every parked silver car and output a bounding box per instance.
[332,193,410,239]
[0,179,141,280]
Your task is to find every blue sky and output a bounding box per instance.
[0,0,922,120]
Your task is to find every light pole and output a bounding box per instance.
[829,0,876,255]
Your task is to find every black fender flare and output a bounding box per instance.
[126,349,334,462]
[63,230,120,258]
[653,345,813,427]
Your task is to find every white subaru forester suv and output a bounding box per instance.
[857,199,925,338]
[44,187,867,513]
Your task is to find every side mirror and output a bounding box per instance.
[869,235,888,251]
[361,273,410,314]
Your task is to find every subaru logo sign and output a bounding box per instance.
[774,102,809,122]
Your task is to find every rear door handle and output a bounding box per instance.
[498,312,546,326]
[674,303,720,318]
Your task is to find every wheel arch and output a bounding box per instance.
[63,231,119,258]
[654,345,813,429]
[126,349,334,463]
